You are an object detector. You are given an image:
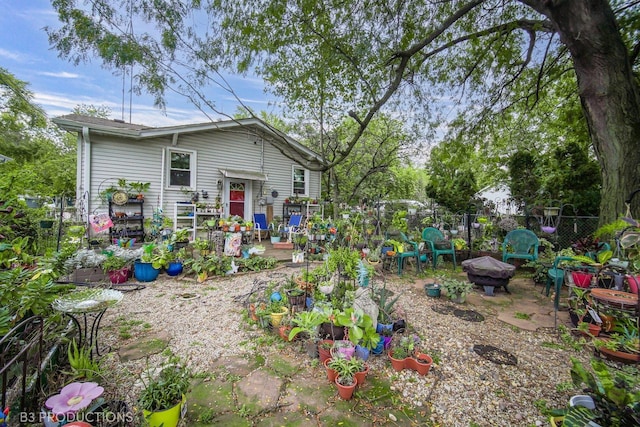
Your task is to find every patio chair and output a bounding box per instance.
[502,229,539,265]
[421,227,457,270]
[394,232,421,275]
[284,213,303,242]
[253,213,269,242]
[544,256,574,309]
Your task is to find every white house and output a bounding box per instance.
[53,115,325,237]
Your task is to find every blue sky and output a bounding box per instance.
[0,0,278,126]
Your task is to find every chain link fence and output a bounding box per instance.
[399,212,600,252]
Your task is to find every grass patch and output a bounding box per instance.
[514,312,531,320]
[268,357,299,377]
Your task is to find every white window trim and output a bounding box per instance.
[166,147,197,190]
[291,165,309,196]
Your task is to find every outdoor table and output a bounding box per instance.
[462,256,516,296]
[52,288,123,359]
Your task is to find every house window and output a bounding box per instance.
[292,166,308,196]
[167,148,196,188]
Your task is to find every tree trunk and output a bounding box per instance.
[542,0,640,224]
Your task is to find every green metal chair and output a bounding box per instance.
[502,229,539,265]
[393,232,421,275]
[545,256,574,309]
[421,227,456,270]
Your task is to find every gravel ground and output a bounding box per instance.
[97,265,593,426]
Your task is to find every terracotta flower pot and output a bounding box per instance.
[249,304,258,322]
[318,339,334,364]
[278,325,292,341]
[388,350,406,372]
[354,363,369,387]
[324,358,338,383]
[335,376,357,400]
[409,353,433,376]
[598,346,640,364]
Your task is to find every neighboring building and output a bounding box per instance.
[0,154,13,163]
[53,115,324,233]
[475,183,517,214]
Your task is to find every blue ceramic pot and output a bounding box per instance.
[134,260,160,282]
[270,292,282,302]
[166,261,183,276]
[355,345,370,361]
[372,338,385,355]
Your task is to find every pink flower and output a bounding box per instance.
[45,382,104,416]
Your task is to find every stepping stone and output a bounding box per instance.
[118,331,170,362]
[236,370,283,415]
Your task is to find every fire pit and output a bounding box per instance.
[462,256,516,296]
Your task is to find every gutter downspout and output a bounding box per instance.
[82,127,91,219]
[160,148,166,211]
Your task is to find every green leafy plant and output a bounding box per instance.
[101,255,129,272]
[566,357,640,427]
[441,277,474,302]
[128,181,150,196]
[171,228,191,244]
[192,238,210,251]
[140,243,156,263]
[328,356,357,385]
[67,339,102,380]
[373,281,401,324]
[335,307,378,349]
[151,245,175,270]
[288,310,325,341]
[326,247,361,278]
[138,355,191,412]
[391,334,421,359]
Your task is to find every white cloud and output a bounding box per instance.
[34,90,214,127]
[0,47,26,62]
[38,71,81,79]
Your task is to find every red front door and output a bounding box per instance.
[229,182,245,217]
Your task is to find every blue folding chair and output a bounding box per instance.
[284,213,303,242]
[253,213,269,242]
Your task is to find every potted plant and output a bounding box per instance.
[556,356,640,426]
[335,308,379,361]
[267,300,288,327]
[593,317,640,363]
[166,247,186,276]
[288,310,325,357]
[348,356,369,388]
[388,334,417,371]
[171,228,191,249]
[101,255,130,284]
[151,244,176,271]
[441,277,474,303]
[387,333,432,375]
[191,237,210,258]
[134,244,160,282]
[138,356,191,427]
[327,357,357,400]
[128,181,151,200]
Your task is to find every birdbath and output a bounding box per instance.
[53,288,123,358]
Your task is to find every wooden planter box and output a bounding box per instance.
[63,267,109,283]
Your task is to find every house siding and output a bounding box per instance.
[84,127,321,229]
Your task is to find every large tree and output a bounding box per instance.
[47,1,640,223]
[0,69,76,198]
